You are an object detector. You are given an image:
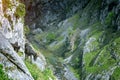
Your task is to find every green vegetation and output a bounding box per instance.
[15,3,26,18]
[111,67,120,80]
[31,41,60,66]
[24,25,30,35]
[56,36,64,41]
[43,68,56,80]
[46,32,56,43]
[67,27,74,35]
[85,43,117,74]
[34,32,47,44]
[18,51,23,56]
[84,51,99,67]
[0,64,12,80]
[25,60,56,80]
[69,66,80,79]
[68,14,80,30]
[105,11,115,26]
[113,37,120,56]
[22,0,120,79]
[80,16,118,75]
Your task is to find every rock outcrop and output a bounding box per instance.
[22,0,90,30]
[0,0,34,79]
[0,32,33,80]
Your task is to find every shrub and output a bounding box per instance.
[15,3,26,18]
[105,11,115,26]
[24,25,30,35]
[111,67,120,80]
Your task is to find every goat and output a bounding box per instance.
[11,42,20,52]
[25,43,38,62]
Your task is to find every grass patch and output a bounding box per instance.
[84,50,99,67]
[0,64,13,80]
[69,66,80,79]
[25,61,55,80]
[113,37,120,56]
[17,51,23,56]
[46,32,56,44]
[85,44,116,73]
[111,67,120,80]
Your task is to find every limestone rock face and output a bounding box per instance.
[0,0,25,52]
[0,33,33,80]
[0,0,34,80]
[33,52,47,71]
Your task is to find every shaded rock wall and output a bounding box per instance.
[22,0,90,30]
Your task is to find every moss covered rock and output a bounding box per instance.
[15,3,25,18]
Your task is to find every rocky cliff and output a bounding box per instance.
[0,0,55,80]
[0,0,35,79]
[0,0,120,80]
[22,0,89,30]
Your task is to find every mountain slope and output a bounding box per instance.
[26,0,120,80]
[0,0,120,80]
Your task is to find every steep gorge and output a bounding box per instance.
[0,0,120,80]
